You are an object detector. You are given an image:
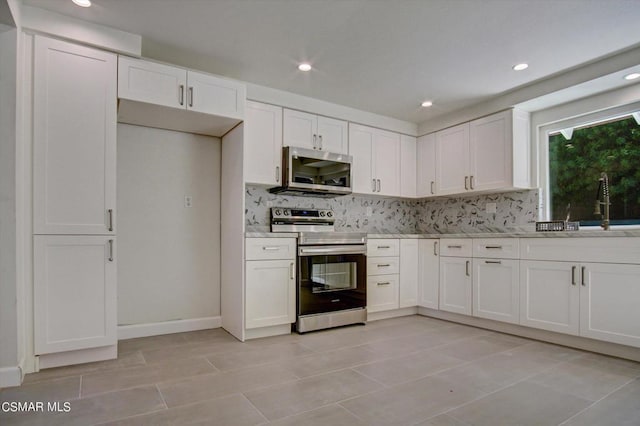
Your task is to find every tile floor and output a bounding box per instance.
[1,315,639,425]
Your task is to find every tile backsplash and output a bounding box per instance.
[245,184,538,234]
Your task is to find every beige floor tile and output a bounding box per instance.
[158,363,297,408]
[282,345,383,378]
[501,341,585,362]
[101,393,266,426]
[562,378,640,425]
[141,339,247,364]
[0,385,165,426]
[417,413,472,425]
[22,351,146,385]
[245,369,382,421]
[118,333,188,355]
[572,352,640,376]
[0,376,80,404]
[295,328,379,352]
[447,381,591,426]
[354,349,464,386]
[81,357,217,397]
[432,333,527,361]
[207,342,313,371]
[180,327,239,344]
[340,374,486,425]
[267,404,366,426]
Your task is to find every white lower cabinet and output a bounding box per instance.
[245,238,296,330]
[473,258,519,324]
[418,239,439,309]
[439,256,472,315]
[367,275,400,313]
[34,235,117,355]
[367,238,400,313]
[399,239,419,307]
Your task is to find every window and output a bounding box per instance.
[545,112,640,226]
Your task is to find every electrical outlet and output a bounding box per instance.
[486,202,497,214]
[184,196,193,208]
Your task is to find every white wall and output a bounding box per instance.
[116,124,221,325]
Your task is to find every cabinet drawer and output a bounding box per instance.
[367,274,400,313]
[367,256,400,275]
[367,239,400,257]
[520,237,640,264]
[473,238,519,259]
[246,238,296,260]
[439,239,472,257]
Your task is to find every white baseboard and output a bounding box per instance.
[118,316,222,340]
[0,366,22,388]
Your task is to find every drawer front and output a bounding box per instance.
[367,256,400,275]
[246,238,296,260]
[440,239,472,257]
[367,239,400,257]
[473,238,520,259]
[367,274,400,313]
[520,237,640,264]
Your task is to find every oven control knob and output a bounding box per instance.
[327,211,333,217]
[283,210,289,216]
[319,211,325,217]
[275,209,281,216]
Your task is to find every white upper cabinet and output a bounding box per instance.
[117,56,245,136]
[433,109,530,196]
[283,109,348,153]
[33,36,117,235]
[244,101,283,185]
[416,133,437,197]
[400,135,417,198]
[349,123,401,196]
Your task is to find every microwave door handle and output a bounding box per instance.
[299,246,367,256]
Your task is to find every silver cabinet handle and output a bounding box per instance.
[179,84,184,106]
[448,245,462,249]
[372,179,376,192]
[485,246,502,249]
[313,134,317,149]
[188,87,194,107]
[290,262,294,280]
[108,239,114,262]
[376,179,381,192]
[571,266,576,285]
[485,260,502,264]
[377,245,391,249]
[377,281,391,286]
[107,209,114,232]
[464,176,469,190]
[433,241,438,256]
[465,260,470,276]
[377,263,391,267]
[581,266,586,286]
[470,175,475,190]
[319,134,323,150]
[430,181,435,194]
[275,166,280,182]
[262,246,280,251]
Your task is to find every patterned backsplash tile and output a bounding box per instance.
[245,184,538,234]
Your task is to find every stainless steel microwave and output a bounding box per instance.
[269,147,352,197]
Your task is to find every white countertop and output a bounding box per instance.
[245,229,640,238]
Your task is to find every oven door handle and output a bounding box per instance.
[298,245,367,256]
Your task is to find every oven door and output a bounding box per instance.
[297,245,366,316]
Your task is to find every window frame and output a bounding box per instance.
[538,100,640,227]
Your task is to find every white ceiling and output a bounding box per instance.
[22,0,640,124]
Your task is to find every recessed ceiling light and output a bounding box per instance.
[72,0,91,6]
[624,72,640,81]
[298,63,312,72]
[421,101,433,107]
[513,63,529,71]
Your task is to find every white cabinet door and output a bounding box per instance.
[417,133,437,197]
[580,263,640,347]
[400,135,417,198]
[469,110,511,191]
[473,258,520,324]
[439,256,472,315]
[436,123,469,195]
[34,235,116,355]
[245,259,295,329]
[519,260,579,335]
[317,115,348,153]
[367,275,400,313]
[373,129,401,196]
[118,55,186,109]
[186,70,245,119]
[34,36,116,235]
[283,109,317,150]
[418,239,440,309]
[349,123,375,194]
[399,239,419,308]
[244,101,283,185]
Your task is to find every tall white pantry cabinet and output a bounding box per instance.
[32,36,118,361]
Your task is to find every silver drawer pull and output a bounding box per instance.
[433,241,438,256]
[377,281,391,286]
[108,239,114,262]
[485,245,503,249]
[262,246,280,251]
[377,245,391,249]
[466,260,470,276]
[107,209,114,232]
[290,262,294,280]
[447,245,462,249]
[377,264,391,267]
[485,260,502,264]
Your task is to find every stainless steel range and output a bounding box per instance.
[271,207,367,333]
